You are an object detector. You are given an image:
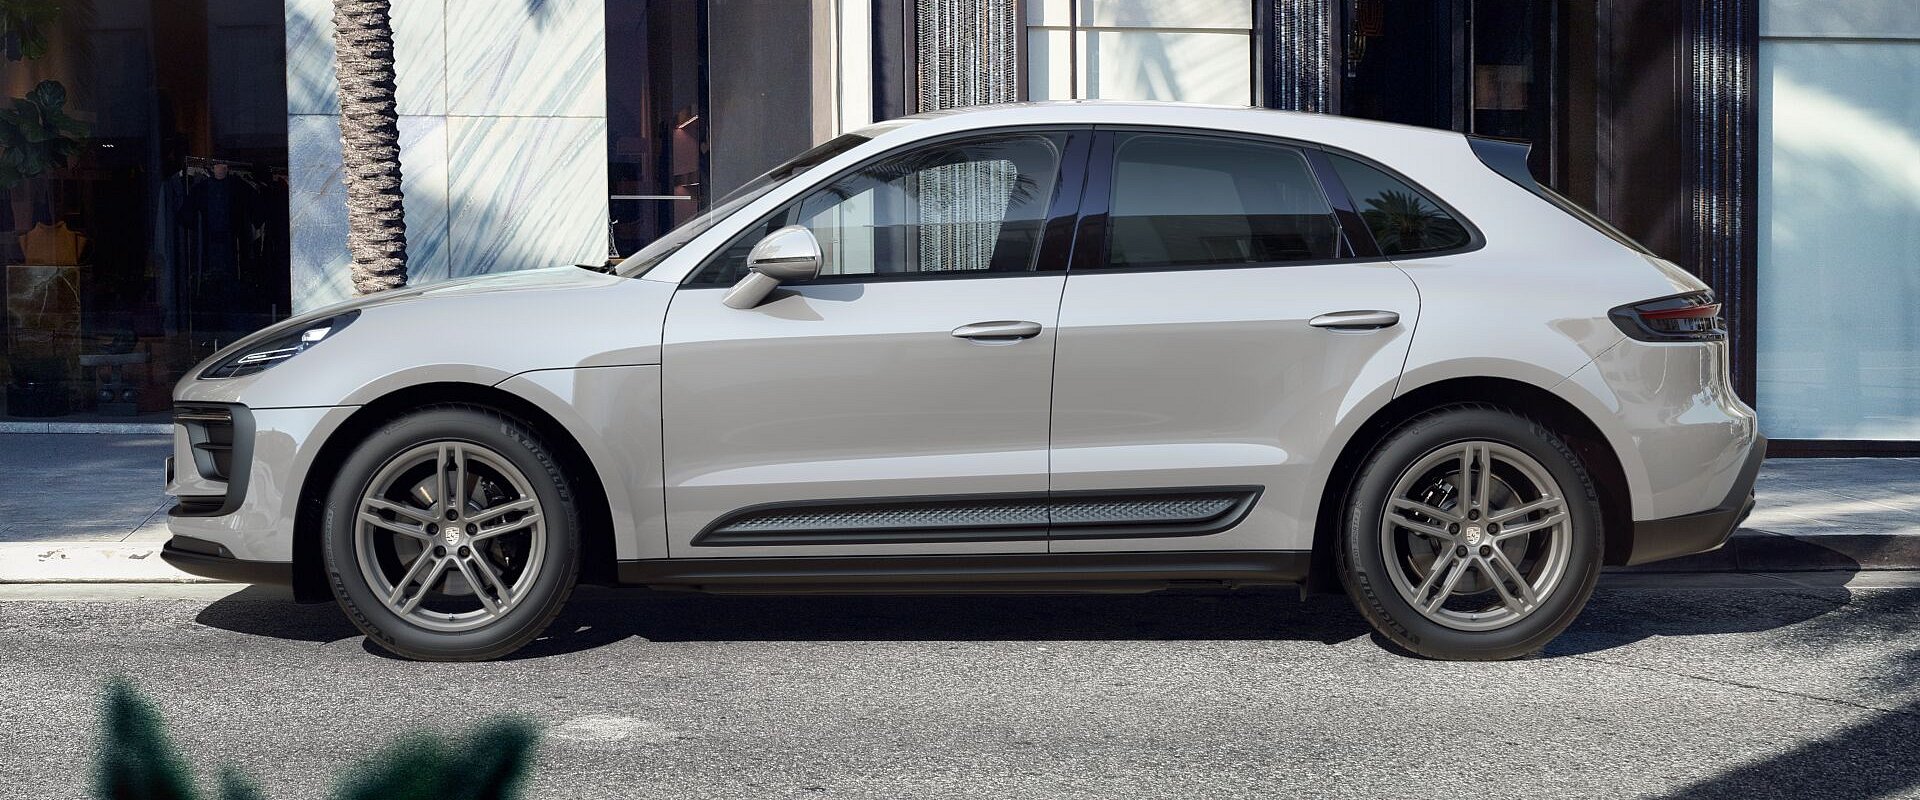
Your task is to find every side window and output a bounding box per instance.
[1326,153,1472,256]
[688,134,1065,285]
[1100,134,1341,270]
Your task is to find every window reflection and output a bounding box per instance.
[2,1,290,420]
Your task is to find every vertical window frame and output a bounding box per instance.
[1021,0,1262,104]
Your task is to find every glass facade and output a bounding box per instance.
[1026,0,1256,104]
[606,0,709,260]
[1340,0,1555,156]
[1757,0,1920,441]
[0,0,1907,450]
[1,0,289,420]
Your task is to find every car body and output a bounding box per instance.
[163,102,1762,661]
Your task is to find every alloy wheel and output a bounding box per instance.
[1377,439,1572,631]
[353,440,547,632]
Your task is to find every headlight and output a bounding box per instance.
[200,311,358,379]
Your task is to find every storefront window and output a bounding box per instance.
[1757,0,1920,440]
[606,0,709,258]
[1026,0,1255,105]
[1,0,289,420]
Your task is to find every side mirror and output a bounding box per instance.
[722,225,822,309]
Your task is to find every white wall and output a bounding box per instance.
[284,0,609,312]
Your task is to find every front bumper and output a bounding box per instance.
[1621,436,1766,566]
[164,403,356,564]
[160,535,295,585]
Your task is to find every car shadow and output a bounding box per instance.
[195,560,1860,664]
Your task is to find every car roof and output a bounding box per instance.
[860,101,1468,147]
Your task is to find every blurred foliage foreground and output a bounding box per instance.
[95,679,538,800]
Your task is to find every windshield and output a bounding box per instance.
[614,132,875,277]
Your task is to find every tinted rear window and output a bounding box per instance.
[1102,134,1342,270]
[1327,154,1473,256]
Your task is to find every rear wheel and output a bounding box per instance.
[1337,406,1602,660]
[323,407,579,661]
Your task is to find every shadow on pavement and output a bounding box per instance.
[1642,587,1920,800]
[193,586,1381,658]
[1549,567,1860,658]
[194,585,362,643]
[199,561,1858,666]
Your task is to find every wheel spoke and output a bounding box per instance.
[360,512,435,543]
[470,512,541,542]
[468,497,538,526]
[1390,497,1460,525]
[1481,549,1540,613]
[389,554,449,615]
[364,497,435,525]
[434,444,452,517]
[1492,510,1567,541]
[1491,495,1563,525]
[1412,550,1458,604]
[1472,444,1492,514]
[455,557,503,616]
[1388,512,1453,541]
[465,553,512,604]
[452,444,468,515]
[1421,556,1471,613]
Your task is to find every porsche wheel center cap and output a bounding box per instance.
[1463,525,1484,547]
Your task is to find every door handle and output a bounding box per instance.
[951,320,1043,342]
[1309,310,1400,331]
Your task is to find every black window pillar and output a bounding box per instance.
[1683,0,1759,405]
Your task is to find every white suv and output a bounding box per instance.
[163,103,1762,661]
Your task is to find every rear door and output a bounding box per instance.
[1047,130,1422,554]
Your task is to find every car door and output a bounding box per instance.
[660,129,1089,558]
[1047,130,1422,554]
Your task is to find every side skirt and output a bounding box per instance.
[614,550,1310,595]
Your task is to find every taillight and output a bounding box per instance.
[1609,292,1725,342]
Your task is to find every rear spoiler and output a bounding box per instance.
[1467,135,1655,255]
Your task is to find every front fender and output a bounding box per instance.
[175,275,673,409]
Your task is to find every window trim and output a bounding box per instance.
[679,126,1094,288]
[1312,144,1487,260]
[1067,126,1486,276]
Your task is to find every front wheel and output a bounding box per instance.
[323,407,580,661]
[1337,406,1603,660]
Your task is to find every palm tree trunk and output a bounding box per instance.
[331,0,407,295]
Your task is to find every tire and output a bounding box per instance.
[323,406,580,661]
[1337,405,1602,660]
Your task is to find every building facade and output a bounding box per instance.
[0,0,1914,456]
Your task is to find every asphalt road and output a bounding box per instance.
[2,574,1917,799]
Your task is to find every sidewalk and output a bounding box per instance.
[1,433,1917,582]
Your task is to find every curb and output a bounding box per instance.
[1615,528,1920,573]
[0,422,172,434]
[0,543,213,584]
[1,530,1915,585]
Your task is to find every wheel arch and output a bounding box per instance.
[1305,376,1633,594]
[288,381,618,602]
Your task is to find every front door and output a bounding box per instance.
[661,130,1087,558]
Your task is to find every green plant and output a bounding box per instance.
[1360,189,1448,253]
[0,0,63,61]
[94,678,540,800]
[0,79,87,190]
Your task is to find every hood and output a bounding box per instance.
[320,265,623,315]
[177,266,666,405]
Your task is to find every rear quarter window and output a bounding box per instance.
[1326,154,1473,256]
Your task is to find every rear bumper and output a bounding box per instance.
[160,536,294,585]
[1622,436,1765,566]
